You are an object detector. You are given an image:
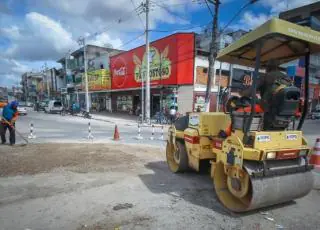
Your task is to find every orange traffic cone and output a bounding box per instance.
[113,125,120,141]
[309,138,320,170]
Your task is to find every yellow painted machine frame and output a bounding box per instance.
[166,18,318,212]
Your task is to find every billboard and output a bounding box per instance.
[111,33,195,90]
[81,69,111,91]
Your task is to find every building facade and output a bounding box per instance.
[110,33,195,115]
[21,72,44,102]
[57,45,122,110]
[110,32,251,115]
[54,32,251,115]
[42,68,65,100]
[280,2,320,111]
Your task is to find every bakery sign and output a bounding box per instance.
[133,46,171,82]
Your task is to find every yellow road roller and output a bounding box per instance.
[166,18,320,212]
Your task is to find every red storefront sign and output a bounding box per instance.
[110,33,195,90]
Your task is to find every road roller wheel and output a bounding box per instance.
[213,162,251,212]
[213,161,314,212]
[166,140,188,173]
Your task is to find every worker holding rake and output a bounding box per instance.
[1,101,19,145]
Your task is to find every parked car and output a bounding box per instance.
[17,106,27,115]
[39,101,48,111]
[26,101,34,107]
[19,101,27,107]
[44,100,63,114]
[311,109,320,120]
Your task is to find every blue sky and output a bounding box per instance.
[0,0,318,87]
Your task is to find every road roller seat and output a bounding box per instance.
[174,115,189,131]
[263,86,300,130]
[231,111,264,132]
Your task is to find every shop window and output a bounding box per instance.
[116,96,133,112]
[194,95,206,112]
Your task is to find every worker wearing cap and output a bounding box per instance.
[0,101,19,145]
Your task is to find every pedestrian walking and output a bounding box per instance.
[0,101,19,145]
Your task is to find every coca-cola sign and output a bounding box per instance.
[114,67,126,76]
[112,57,127,88]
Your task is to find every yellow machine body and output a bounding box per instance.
[166,112,313,212]
[166,18,319,212]
[170,113,311,170]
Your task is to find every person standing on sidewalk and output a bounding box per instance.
[0,101,19,145]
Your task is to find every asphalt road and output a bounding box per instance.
[0,143,319,230]
[11,109,320,147]
[0,110,319,230]
[12,109,167,146]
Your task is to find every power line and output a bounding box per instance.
[204,0,214,18]
[152,1,189,22]
[150,0,204,7]
[85,3,144,40]
[151,21,211,33]
[130,0,145,30]
[220,0,260,34]
[113,32,145,50]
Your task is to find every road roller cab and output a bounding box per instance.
[166,18,320,212]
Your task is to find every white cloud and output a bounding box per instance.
[0,58,31,86]
[240,11,271,30]
[2,12,78,61]
[26,12,76,52]
[10,60,31,74]
[87,32,123,49]
[234,0,319,31]
[261,0,319,14]
[0,0,204,87]
[0,25,20,40]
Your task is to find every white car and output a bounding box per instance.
[26,101,34,107]
[18,106,27,115]
[311,110,320,120]
[44,100,63,114]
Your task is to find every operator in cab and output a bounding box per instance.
[1,101,19,145]
[225,59,297,135]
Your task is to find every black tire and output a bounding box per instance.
[176,141,189,172]
[166,140,189,173]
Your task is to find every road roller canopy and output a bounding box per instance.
[217,18,320,67]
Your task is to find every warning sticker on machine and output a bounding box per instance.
[256,135,271,142]
[286,134,298,140]
[189,114,199,126]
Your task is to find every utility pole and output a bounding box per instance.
[143,0,151,123]
[216,61,222,111]
[205,0,220,112]
[78,37,90,113]
[141,69,145,122]
[44,62,50,100]
[65,51,69,108]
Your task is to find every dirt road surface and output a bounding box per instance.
[0,143,319,230]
